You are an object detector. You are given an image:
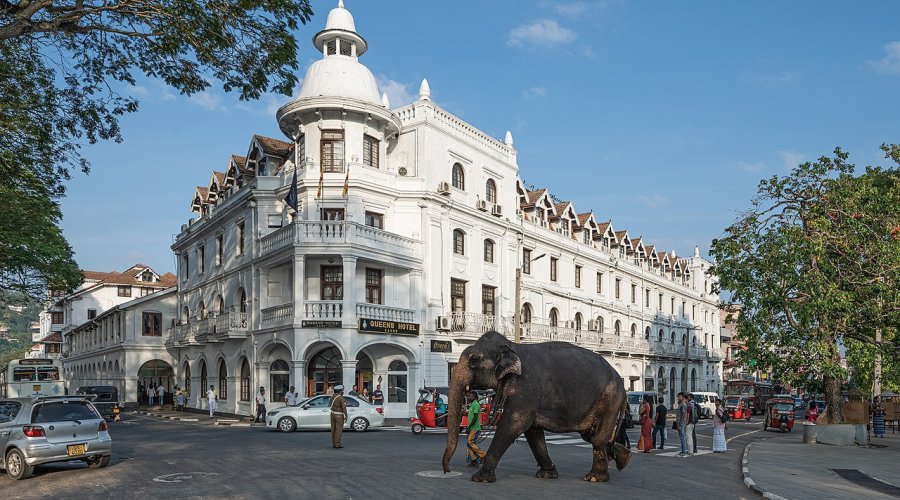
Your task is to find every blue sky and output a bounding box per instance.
[62,0,900,274]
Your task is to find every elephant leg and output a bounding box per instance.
[471,418,525,483]
[523,426,557,479]
[584,407,627,482]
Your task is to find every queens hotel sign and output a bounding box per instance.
[358,318,420,336]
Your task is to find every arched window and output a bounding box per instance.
[630,323,637,338]
[218,360,228,400]
[307,348,340,396]
[549,308,559,327]
[521,303,532,324]
[200,360,208,394]
[483,239,494,263]
[198,301,207,320]
[692,335,697,346]
[671,332,676,344]
[182,306,190,324]
[645,326,651,340]
[388,359,408,403]
[614,320,621,336]
[453,229,465,255]
[270,359,290,402]
[239,288,247,313]
[485,179,497,204]
[452,163,465,190]
[574,312,583,330]
[596,316,604,333]
[658,366,665,379]
[217,295,225,314]
[388,360,407,371]
[658,328,664,342]
[183,361,191,395]
[240,358,250,401]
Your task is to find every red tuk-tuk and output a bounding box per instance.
[411,387,494,435]
[764,398,795,432]
[725,396,752,421]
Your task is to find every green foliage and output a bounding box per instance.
[0,0,313,301]
[711,146,900,422]
[0,299,42,364]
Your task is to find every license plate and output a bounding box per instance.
[67,444,86,457]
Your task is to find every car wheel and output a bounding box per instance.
[278,417,296,433]
[87,455,111,469]
[5,449,34,480]
[412,423,425,435]
[351,417,369,432]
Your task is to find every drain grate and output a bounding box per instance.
[831,469,900,498]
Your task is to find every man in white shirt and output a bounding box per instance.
[207,385,217,419]
[254,387,267,423]
[284,386,297,406]
[157,384,166,406]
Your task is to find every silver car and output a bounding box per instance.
[0,396,112,480]
[266,394,385,432]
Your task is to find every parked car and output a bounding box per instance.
[626,391,659,425]
[0,396,112,480]
[793,398,804,411]
[266,394,385,433]
[75,386,121,419]
[691,392,720,419]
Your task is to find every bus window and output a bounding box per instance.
[37,367,60,381]
[13,367,36,382]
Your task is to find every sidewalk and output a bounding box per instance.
[130,406,256,427]
[743,430,900,499]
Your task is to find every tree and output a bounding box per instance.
[0,0,314,302]
[711,146,900,423]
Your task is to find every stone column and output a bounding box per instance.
[291,360,307,398]
[407,361,421,418]
[292,253,306,324]
[410,270,424,325]
[341,256,358,328]
[341,359,358,391]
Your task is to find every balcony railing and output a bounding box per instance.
[259,221,421,259]
[211,312,249,340]
[357,303,415,322]
[261,304,293,327]
[304,301,343,319]
[166,323,199,346]
[447,312,511,340]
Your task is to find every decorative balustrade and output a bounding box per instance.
[259,221,421,259]
[304,301,343,319]
[448,312,509,340]
[260,223,294,254]
[212,312,249,340]
[261,304,293,326]
[357,303,415,322]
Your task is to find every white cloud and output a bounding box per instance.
[507,19,576,48]
[542,0,623,17]
[637,193,669,208]
[866,41,900,75]
[523,86,547,98]
[777,150,804,170]
[738,161,765,173]
[189,91,223,112]
[377,76,416,108]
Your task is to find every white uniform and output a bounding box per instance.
[207,389,217,417]
[157,385,166,404]
[285,392,297,406]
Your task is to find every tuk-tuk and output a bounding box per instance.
[725,396,752,421]
[411,387,450,433]
[764,398,795,432]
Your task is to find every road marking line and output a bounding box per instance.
[727,429,762,442]
[547,438,588,445]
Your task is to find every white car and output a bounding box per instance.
[266,395,384,432]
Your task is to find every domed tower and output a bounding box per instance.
[276,1,400,176]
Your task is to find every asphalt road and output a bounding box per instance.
[0,414,780,499]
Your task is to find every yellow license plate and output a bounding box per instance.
[67,444,86,457]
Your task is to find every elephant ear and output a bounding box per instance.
[495,345,521,380]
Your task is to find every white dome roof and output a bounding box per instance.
[325,1,356,32]
[297,56,381,105]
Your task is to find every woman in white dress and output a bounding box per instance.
[712,398,727,453]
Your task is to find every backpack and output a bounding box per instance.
[719,407,729,423]
[690,401,701,424]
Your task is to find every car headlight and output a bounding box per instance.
[267,411,279,416]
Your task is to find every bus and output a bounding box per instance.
[0,358,66,398]
[725,379,773,415]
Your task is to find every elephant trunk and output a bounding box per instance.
[442,361,471,472]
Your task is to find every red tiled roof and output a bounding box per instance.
[526,189,546,204]
[596,221,611,234]
[231,155,247,168]
[577,213,593,226]
[40,332,62,343]
[79,265,175,289]
[554,202,571,215]
[212,171,225,185]
[614,230,629,242]
[254,135,292,158]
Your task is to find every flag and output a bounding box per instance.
[284,169,298,212]
[316,166,324,199]
[341,165,349,198]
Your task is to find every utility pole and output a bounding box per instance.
[514,266,522,343]
[874,325,882,397]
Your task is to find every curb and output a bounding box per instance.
[741,439,790,500]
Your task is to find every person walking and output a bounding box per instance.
[687,393,699,454]
[372,384,384,406]
[255,387,267,423]
[465,391,486,466]
[157,383,166,407]
[330,385,348,448]
[207,385,217,419]
[147,383,156,406]
[712,398,728,453]
[285,386,296,407]
[639,395,653,453]
[872,396,886,438]
[176,389,186,412]
[676,392,690,457]
[652,398,668,450]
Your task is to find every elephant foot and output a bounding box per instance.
[535,466,559,479]
[610,442,632,471]
[583,469,610,483]
[471,468,496,483]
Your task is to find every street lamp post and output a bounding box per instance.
[514,251,545,343]
[684,325,700,393]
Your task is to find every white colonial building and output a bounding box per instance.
[165,1,724,418]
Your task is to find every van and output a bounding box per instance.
[690,391,719,419]
[626,391,659,424]
[76,386,121,419]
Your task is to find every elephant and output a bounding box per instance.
[441,331,631,483]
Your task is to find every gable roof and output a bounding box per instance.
[253,135,292,159]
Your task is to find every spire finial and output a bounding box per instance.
[505,130,514,146]
[694,246,701,257]
[337,0,344,8]
[381,92,390,108]
[418,78,431,101]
